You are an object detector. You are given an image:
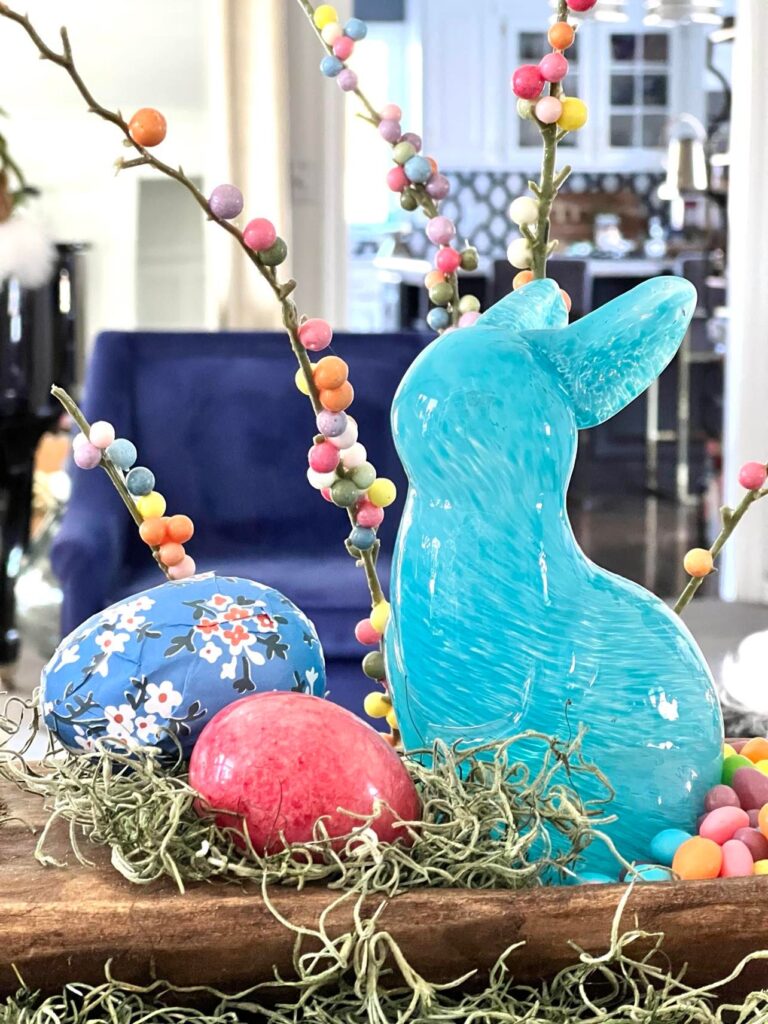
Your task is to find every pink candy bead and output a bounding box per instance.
[380,103,402,121]
[89,420,115,449]
[321,487,333,503]
[333,36,354,60]
[567,0,597,9]
[426,173,450,200]
[738,461,767,491]
[458,311,481,328]
[699,805,750,845]
[168,554,196,580]
[511,65,545,101]
[337,68,358,91]
[308,440,341,473]
[387,166,409,192]
[535,96,563,125]
[379,119,402,143]
[356,499,384,529]
[298,318,333,352]
[72,432,89,450]
[436,248,461,274]
[426,216,456,246]
[73,441,102,470]
[720,838,754,877]
[355,618,381,646]
[539,52,569,83]
[244,218,277,252]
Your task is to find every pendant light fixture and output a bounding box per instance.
[644,0,723,26]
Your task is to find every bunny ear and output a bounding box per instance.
[523,277,697,429]
[479,278,570,333]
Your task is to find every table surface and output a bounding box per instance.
[1,781,767,999]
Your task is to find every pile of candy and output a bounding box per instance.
[73,419,196,579]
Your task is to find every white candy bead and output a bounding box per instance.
[509,196,539,226]
[321,21,343,44]
[307,467,338,490]
[341,442,367,469]
[507,237,533,269]
[329,416,359,450]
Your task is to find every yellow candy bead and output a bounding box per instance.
[755,859,768,875]
[136,491,166,518]
[368,478,397,508]
[683,547,714,578]
[723,743,737,760]
[557,97,588,132]
[755,759,768,776]
[313,4,338,29]
[386,707,398,730]
[370,600,390,635]
[295,367,312,396]
[363,692,390,719]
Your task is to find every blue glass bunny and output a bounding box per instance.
[386,278,723,875]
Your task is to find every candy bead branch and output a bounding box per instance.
[50,385,172,581]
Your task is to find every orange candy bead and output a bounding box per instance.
[683,548,714,578]
[166,514,195,544]
[672,836,723,880]
[128,108,167,147]
[427,157,438,174]
[548,22,575,51]
[425,270,446,290]
[320,380,354,413]
[560,289,572,312]
[513,270,534,290]
[314,356,349,391]
[159,541,186,567]
[139,516,169,546]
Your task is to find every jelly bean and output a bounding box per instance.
[89,421,115,449]
[166,515,195,544]
[727,738,749,753]
[758,804,768,840]
[723,743,738,759]
[755,760,768,777]
[722,754,753,786]
[672,836,723,879]
[732,766,768,810]
[699,805,749,844]
[355,618,380,647]
[720,838,754,877]
[755,859,768,875]
[733,826,768,862]
[649,828,693,867]
[625,864,673,883]
[749,809,761,828]
[703,784,740,813]
[741,737,768,763]
[106,438,137,470]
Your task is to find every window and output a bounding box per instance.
[517,31,579,149]
[609,32,670,149]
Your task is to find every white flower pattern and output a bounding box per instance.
[144,680,183,717]
[199,641,223,664]
[104,703,135,741]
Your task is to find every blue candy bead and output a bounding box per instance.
[321,55,344,78]
[126,466,155,496]
[649,828,693,867]
[427,307,451,331]
[106,438,138,471]
[344,17,368,40]
[349,526,376,551]
[404,156,432,184]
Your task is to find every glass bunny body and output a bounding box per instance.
[386,278,723,875]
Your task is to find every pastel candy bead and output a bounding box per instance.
[328,417,358,450]
[308,441,341,473]
[459,295,482,314]
[316,410,348,438]
[732,765,768,810]
[126,466,155,496]
[344,18,368,41]
[436,248,461,275]
[321,55,344,77]
[733,826,768,861]
[158,542,185,567]
[166,555,196,581]
[380,103,402,121]
[740,737,768,763]
[539,52,569,83]
[356,499,385,529]
[699,805,749,844]
[672,836,723,879]
[511,64,545,100]
[298,318,333,352]
[321,21,343,44]
[370,600,390,635]
[404,156,432,184]
[401,132,422,152]
[738,462,767,490]
[330,478,361,508]
[367,478,397,508]
[333,35,355,60]
[337,68,358,91]
[558,96,589,131]
[209,184,244,220]
[393,141,416,166]
[355,618,380,646]
[135,491,167,519]
[720,838,754,877]
[649,828,693,867]
[426,173,451,200]
[535,96,563,125]
[307,467,337,490]
[567,0,597,9]
[313,4,339,28]
[364,691,391,719]
[260,238,288,267]
[722,753,753,785]
[295,367,311,395]
[73,442,102,470]
[458,311,481,328]
[387,166,409,192]
[507,238,533,269]
[72,432,89,450]
[427,307,451,332]
[379,119,402,143]
[106,438,137,471]
[426,216,456,246]
[350,462,377,490]
[703,784,740,812]
[243,218,277,252]
[341,442,367,469]
[509,196,539,226]
[89,421,115,449]
[349,525,376,551]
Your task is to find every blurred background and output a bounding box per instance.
[1,0,767,733]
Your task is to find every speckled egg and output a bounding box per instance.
[41,573,325,758]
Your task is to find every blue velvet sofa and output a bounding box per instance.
[51,330,429,719]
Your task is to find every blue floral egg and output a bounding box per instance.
[41,573,326,758]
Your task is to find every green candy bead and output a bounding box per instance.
[460,248,479,271]
[722,754,753,786]
[429,282,454,306]
[259,237,288,266]
[350,461,377,489]
[331,478,361,508]
[459,294,481,314]
[393,141,416,165]
[400,190,418,212]
[517,99,534,120]
[362,651,386,680]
